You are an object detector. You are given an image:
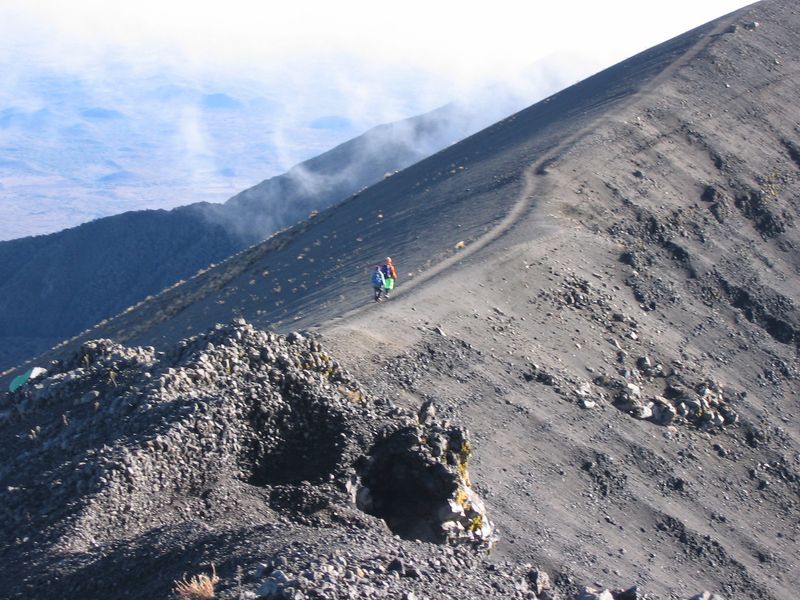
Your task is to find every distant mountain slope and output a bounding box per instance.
[56,11,729,350]
[0,69,421,241]
[0,103,493,370]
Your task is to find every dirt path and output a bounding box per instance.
[327,12,736,332]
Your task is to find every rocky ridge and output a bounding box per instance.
[0,320,504,598]
[1,320,730,599]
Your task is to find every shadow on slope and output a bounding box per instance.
[53,11,722,356]
[0,103,496,372]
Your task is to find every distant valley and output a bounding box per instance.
[0,98,532,371]
[0,66,539,240]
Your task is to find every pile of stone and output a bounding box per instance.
[3,337,157,416]
[586,364,739,431]
[611,377,738,430]
[614,381,678,425]
[253,553,440,600]
[577,586,645,600]
[250,551,560,600]
[533,274,740,433]
[0,320,496,597]
[544,273,617,323]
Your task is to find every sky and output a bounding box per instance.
[3,1,753,94]
[0,0,753,240]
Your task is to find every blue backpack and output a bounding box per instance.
[372,270,384,287]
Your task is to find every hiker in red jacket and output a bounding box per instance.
[381,257,397,298]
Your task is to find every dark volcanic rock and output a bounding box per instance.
[0,320,496,599]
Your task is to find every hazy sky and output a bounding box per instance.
[0,0,754,239]
[3,1,753,101]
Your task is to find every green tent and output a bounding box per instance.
[8,367,47,393]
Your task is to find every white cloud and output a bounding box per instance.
[0,0,755,133]
[2,1,752,88]
[0,0,754,239]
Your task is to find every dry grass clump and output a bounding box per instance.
[173,564,219,599]
[338,384,363,403]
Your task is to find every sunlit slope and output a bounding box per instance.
[0,103,494,371]
[45,15,726,357]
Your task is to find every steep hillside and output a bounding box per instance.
[0,103,491,371]
[2,1,798,599]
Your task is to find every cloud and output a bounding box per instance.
[0,1,754,135]
[1,1,752,86]
[310,116,354,132]
[201,93,243,110]
[0,0,754,240]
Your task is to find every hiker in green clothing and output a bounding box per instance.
[381,257,397,299]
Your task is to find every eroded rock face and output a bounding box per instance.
[357,422,495,547]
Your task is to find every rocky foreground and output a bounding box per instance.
[0,320,734,599]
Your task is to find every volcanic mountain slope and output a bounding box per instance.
[0,102,486,372]
[2,1,800,599]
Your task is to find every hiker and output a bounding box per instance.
[371,265,385,302]
[381,257,397,298]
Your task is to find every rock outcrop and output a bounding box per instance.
[0,320,495,597]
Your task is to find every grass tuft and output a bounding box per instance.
[173,564,219,599]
